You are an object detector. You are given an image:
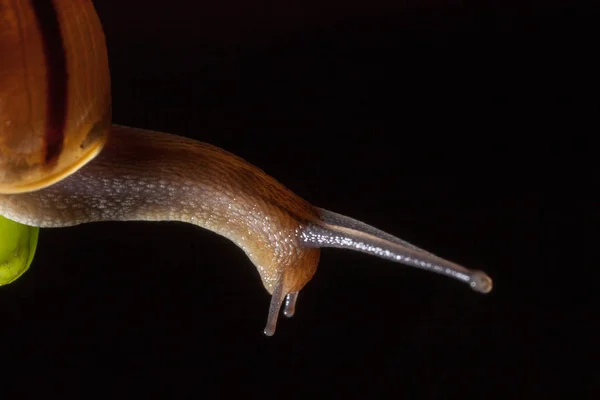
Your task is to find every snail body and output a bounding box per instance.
[0,0,492,336]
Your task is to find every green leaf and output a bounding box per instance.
[0,215,39,286]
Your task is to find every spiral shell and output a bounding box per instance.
[0,0,111,194]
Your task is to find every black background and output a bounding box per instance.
[1,0,596,398]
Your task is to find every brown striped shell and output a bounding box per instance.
[0,0,111,194]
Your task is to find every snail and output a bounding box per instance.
[0,0,492,336]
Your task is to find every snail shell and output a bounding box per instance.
[0,0,110,194]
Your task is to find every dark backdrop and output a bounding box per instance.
[1,1,596,398]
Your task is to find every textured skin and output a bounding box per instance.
[0,125,321,294]
[0,0,110,193]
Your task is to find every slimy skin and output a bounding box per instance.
[0,125,491,335]
[0,125,321,335]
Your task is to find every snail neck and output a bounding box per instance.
[0,125,321,294]
[0,125,317,228]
